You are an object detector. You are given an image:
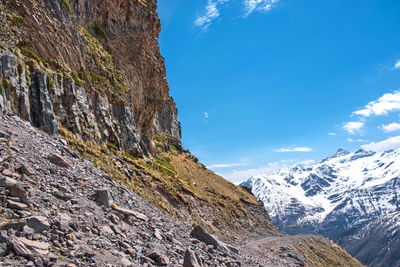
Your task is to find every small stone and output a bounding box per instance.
[48,154,72,168]
[6,199,28,210]
[154,229,163,240]
[26,216,50,233]
[8,184,28,203]
[19,163,34,175]
[66,233,77,241]
[99,225,114,235]
[183,249,202,267]
[146,250,170,265]
[119,257,132,266]
[0,241,10,257]
[0,220,26,231]
[113,206,148,221]
[95,188,111,208]
[2,169,13,177]
[0,130,10,139]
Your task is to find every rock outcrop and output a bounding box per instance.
[0,0,181,156]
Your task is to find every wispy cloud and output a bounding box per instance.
[195,0,280,29]
[207,162,249,168]
[274,146,313,152]
[328,132,337,136]
[343,121,364,135]
[395,59,400,69]
[204,112,209,119]
[195,0,223,29]
[347,138,367,143]
[380,122,400,133]
[353,90,400,117]
[362,136,400,152]
[244,0,279,16]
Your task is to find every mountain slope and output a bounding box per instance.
[242,148,400,266]
[0,112,364,266]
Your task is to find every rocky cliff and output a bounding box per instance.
[0,0,180,157]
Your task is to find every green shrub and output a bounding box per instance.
[107,143,118,150]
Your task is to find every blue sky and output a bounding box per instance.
[157,0,400,183]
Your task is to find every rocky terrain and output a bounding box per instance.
[242,148,400,266]
[0,114,364,266]
[0,0,365,266]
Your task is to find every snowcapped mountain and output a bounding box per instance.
[242,148,400,266]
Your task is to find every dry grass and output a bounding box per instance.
[59,128,278,242]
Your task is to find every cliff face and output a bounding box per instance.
[0,0,180,156]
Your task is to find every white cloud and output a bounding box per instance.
[274,147,313,152]
[347,138,367,143]
[328,132,337,136]
[207,162,249,168]
[343,121,364,135]
[361,136,400,152]
[380,122,400,133]
[219,159,314,183]
[353,90,400,117]
[219,159,295,183]
[195,0,279,29]
[195,0,224,29]
[204,112,209,119]
[395,59,400,69]
[244,0,279,16]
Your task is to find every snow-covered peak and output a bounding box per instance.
[242,146,400,223]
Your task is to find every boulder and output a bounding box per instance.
[190,225,238,253]
[6,199,28,210]
[8,237,50,258]
[95,188,111,207]
[49,153,72,168]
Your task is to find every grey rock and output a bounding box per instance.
[49,153,72,168]
[8,183,28,203]
[8,237,50,258]
[183,249,202,267]
[26,216,50,233]
[6,199,28,210]
[113,206,149,221]
[95,188,111,208]
[29,72,58,135]
[190,225,237,253]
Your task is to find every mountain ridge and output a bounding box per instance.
[242,146,400,266]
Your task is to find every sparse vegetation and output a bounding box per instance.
[46,75,55,91]
[58,127,270,239]
[93,24,107,40]
[20,47,43,63]
[5,11,23,25]
[107,143,118,150]
[76,24,129,101]
[61,0,73,15]
[154,135,164,143]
